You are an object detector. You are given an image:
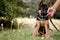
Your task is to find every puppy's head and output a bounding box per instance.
[38,0,51,16]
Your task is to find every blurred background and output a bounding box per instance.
[0,0,60,20]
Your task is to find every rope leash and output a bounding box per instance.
[50,19,60,32]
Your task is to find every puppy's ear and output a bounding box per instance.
[39,0,43,6]
[47,0,51,7]
[38,0,43,10]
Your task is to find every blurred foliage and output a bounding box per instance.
[54,8,60,19]
[0,0,30,21]
[0,0,60,20]
[0,0,13,20]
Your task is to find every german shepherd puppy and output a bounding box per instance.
[32,0,51,38]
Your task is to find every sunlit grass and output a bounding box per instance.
[0,18,60,40]
[0,27,60,40]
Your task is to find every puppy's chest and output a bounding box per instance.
[38,14,48,20]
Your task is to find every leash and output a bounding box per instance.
[50,19,60,32]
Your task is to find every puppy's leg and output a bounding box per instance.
[32,20,40,37]
[44,20,50,38]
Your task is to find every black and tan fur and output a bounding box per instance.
[32,0,51,38]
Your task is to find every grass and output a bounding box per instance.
[0,27,60,40]
[0,18,60,40]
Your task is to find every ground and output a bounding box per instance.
[0,18,60,40]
